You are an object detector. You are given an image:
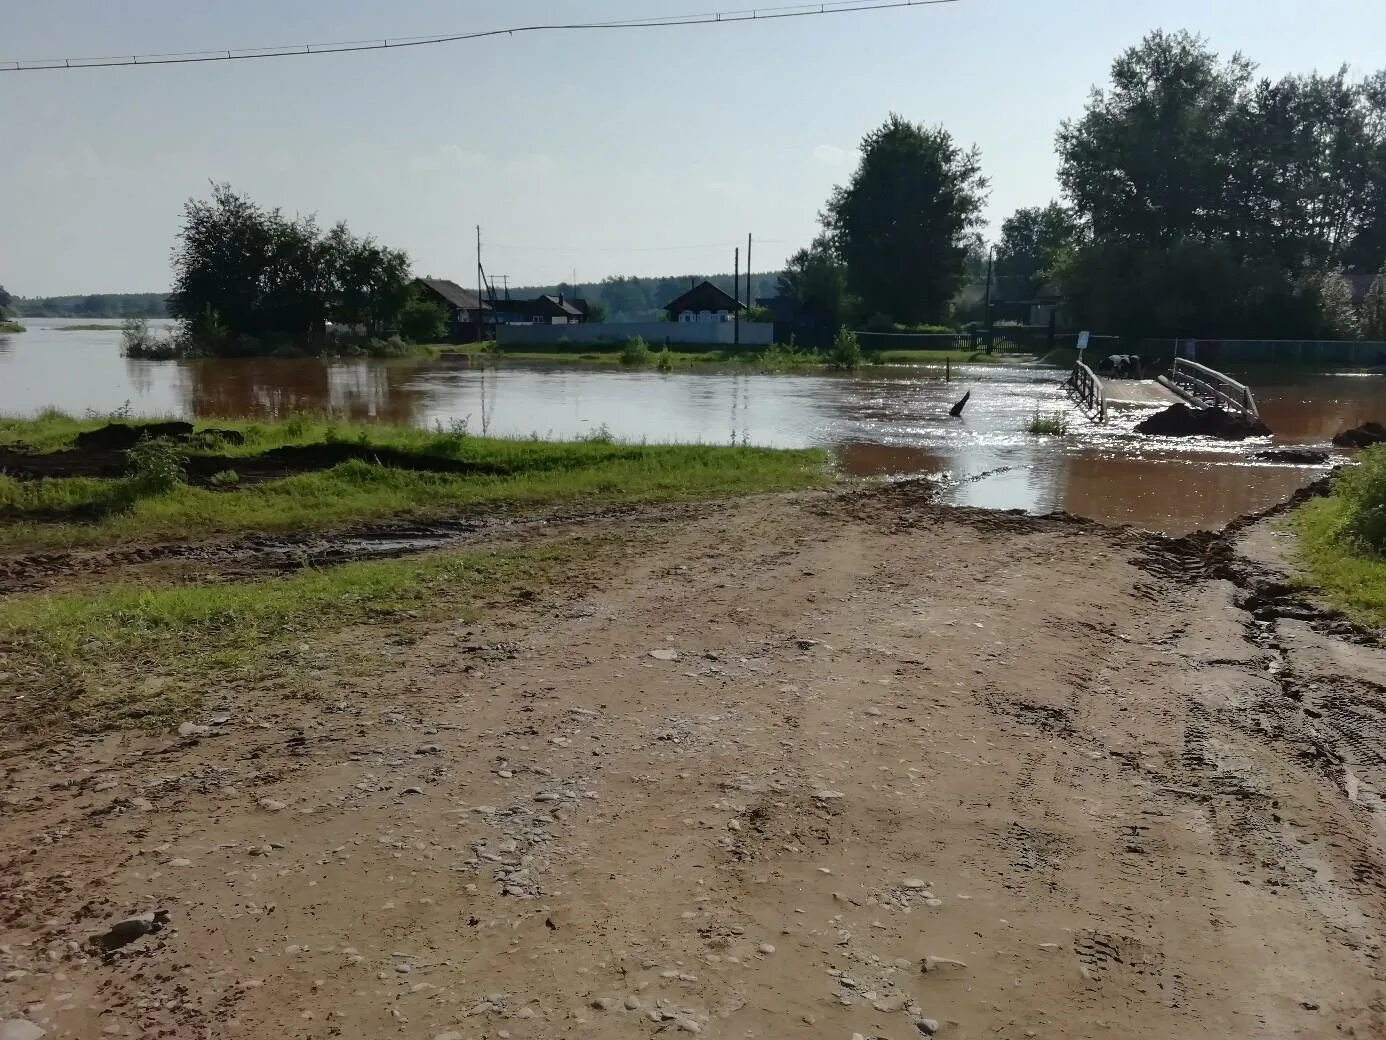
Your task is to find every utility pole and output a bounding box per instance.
[734,246,740,347]
[476,225,484,344]
[746,233,753,319]
[983,244,995,354]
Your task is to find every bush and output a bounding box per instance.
[656,346,675,372]
[125,437,188,496]
[620,337,652,366]
[1338,445,1386,554]
[829,327,863,370]
[1024,411,1071,435]
[208,469,240,487]
[399,292,448,343]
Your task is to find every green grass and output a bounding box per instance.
[0,412,830,550]
[1024,411,1071,435]
[0,320,25,334]
[1292,495,1386,627]
[873,349,1010,365]
[0,542,582,736]
[52,323,126,331]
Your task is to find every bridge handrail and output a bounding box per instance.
[1068,359,1106,422]
[1169,358,1259,417]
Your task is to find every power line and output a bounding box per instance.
[2,0,963,72]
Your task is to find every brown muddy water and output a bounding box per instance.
[5,318,1384,535]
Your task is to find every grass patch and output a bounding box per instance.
[873,349,1009,365]
[1292,495,1386,627]
[0,320,25,334]
[1024,411,1071,435]
[0,543,582,736]
[53,323,126,331]
[1292,446,1386,627]
[0,413,830,550]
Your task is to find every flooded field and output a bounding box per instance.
[4,318,1384,534]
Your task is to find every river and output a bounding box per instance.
[4,317,1383,534]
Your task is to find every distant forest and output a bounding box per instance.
[506,273,783,323]
[15,293,168,318]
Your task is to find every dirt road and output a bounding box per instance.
[3,486,1384,1039]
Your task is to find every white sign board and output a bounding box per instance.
[1076,331,1091,352]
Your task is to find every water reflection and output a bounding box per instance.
[3,319,1385,534]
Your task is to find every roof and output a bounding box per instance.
[415,277,491,312]
[664,280,743,315]
[536,294,585,318]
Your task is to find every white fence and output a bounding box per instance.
[497,321,775,348]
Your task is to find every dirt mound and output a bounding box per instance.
[1135,403,1271,440]
[1252,448,1331,464]
[74,421,194,450]
[1333,422,1386,448]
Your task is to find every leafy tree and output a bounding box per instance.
[1314,270,1360,338]
[1058,31,1254,245]
[995,204,1080,293]
[822,114,988,325]
[776,235,852,329]
[169,184,412,354]
[0,285,11,317]
[398,289,448,343]
[1055,32,1386,337]
[1362,272,1386,340]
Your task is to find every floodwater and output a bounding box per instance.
[4,318,1384,534]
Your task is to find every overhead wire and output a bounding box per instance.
[2,0,963,72]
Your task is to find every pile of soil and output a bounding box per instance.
[74,422,246,449]
[1135,403,1272,440]
[1252,448,1331,464]
[1332,422,1386,448]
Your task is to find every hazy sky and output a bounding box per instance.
[4,0,1382,295]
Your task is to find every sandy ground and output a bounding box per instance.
[3,486,1385,1039]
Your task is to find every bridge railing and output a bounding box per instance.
[1162,358,1259,417]
[1067,360,1106,422]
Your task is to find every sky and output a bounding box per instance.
[4,0,1383,296]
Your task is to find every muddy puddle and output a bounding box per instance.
[5,319,1386,535]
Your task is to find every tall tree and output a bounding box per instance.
[776,235,851,328]
[1362,272,1386,340]
[994,203,1080,293]
[1057,31,1253,245]
[822,114,988,324]
[169,184,412,353]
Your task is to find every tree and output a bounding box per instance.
[776,235,851,329]
[1315,270,1361,338]
[1057,31,1253,245]
[1055,32,1386,337]
[994,203,1080,293]
[169,184,412,354]
[822,114,988,325]
[398,289,448,343]
[0,285,11,317]
[1362,272,1386,340]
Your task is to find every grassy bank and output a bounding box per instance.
[0,320,26,334]
[1292,451,1386,627]
[0,540,586,736]
[0,413,829,551]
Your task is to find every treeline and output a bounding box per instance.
[779,31,1386,341]
[510,273,781,323]
[12,293,168,318]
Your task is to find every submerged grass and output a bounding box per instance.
[1024,411,1071,435]
[0,542,582,736]
[0,412,829,550]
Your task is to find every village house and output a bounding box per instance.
[663,280,744,324]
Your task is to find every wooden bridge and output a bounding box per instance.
[1067,357,1258,424]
